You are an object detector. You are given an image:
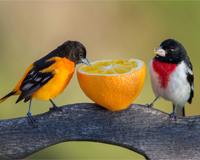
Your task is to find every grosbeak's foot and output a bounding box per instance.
[146,103,153,108]
[27,112,36,125]
[50,105,63,112]
[169,112,177,120]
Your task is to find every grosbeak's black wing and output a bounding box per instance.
[184,58,194,104]
[16,58,56,103]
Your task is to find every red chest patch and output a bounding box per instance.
[152,59,177,89]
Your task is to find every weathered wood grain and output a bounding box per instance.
[0,103,199,160]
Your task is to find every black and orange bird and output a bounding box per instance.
[0,41,91,124]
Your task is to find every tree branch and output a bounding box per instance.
[0,103,200,160]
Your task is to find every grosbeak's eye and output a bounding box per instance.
[169,48,176,52]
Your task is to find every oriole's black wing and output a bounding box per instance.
[15,49,60,103]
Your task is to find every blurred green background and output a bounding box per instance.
[0,1,200,159]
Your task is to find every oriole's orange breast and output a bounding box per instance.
[32,57,75,100]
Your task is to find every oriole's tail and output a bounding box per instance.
[0,91,16,103]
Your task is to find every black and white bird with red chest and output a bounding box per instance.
[147,39,194,119]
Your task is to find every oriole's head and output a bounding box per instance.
[58,41,91,66]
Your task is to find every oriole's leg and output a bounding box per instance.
[49,99,63,112]
[146,96,159,108]
[27,100,36,124]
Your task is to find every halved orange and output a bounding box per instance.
[77,59,146,111]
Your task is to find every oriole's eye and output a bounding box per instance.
[80,53,84,57]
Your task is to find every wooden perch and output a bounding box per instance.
[0,103,200,160]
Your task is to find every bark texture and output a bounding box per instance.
[0,103,199,160]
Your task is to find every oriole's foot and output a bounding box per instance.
[146,103,154,108]
[50,105,63,112]
[27,112,36,125]
[49,99,63,112]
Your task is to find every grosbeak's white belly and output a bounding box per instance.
[149,59,191,108]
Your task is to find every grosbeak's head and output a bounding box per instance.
[154,39,188,64]
[58,40,91,66]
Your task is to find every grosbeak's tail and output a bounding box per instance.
[0,91,16,103]
[182,108,185,116]
[173,104,185,117]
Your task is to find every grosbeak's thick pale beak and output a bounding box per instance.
[80,58,91,67]
[155,46,166,57]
